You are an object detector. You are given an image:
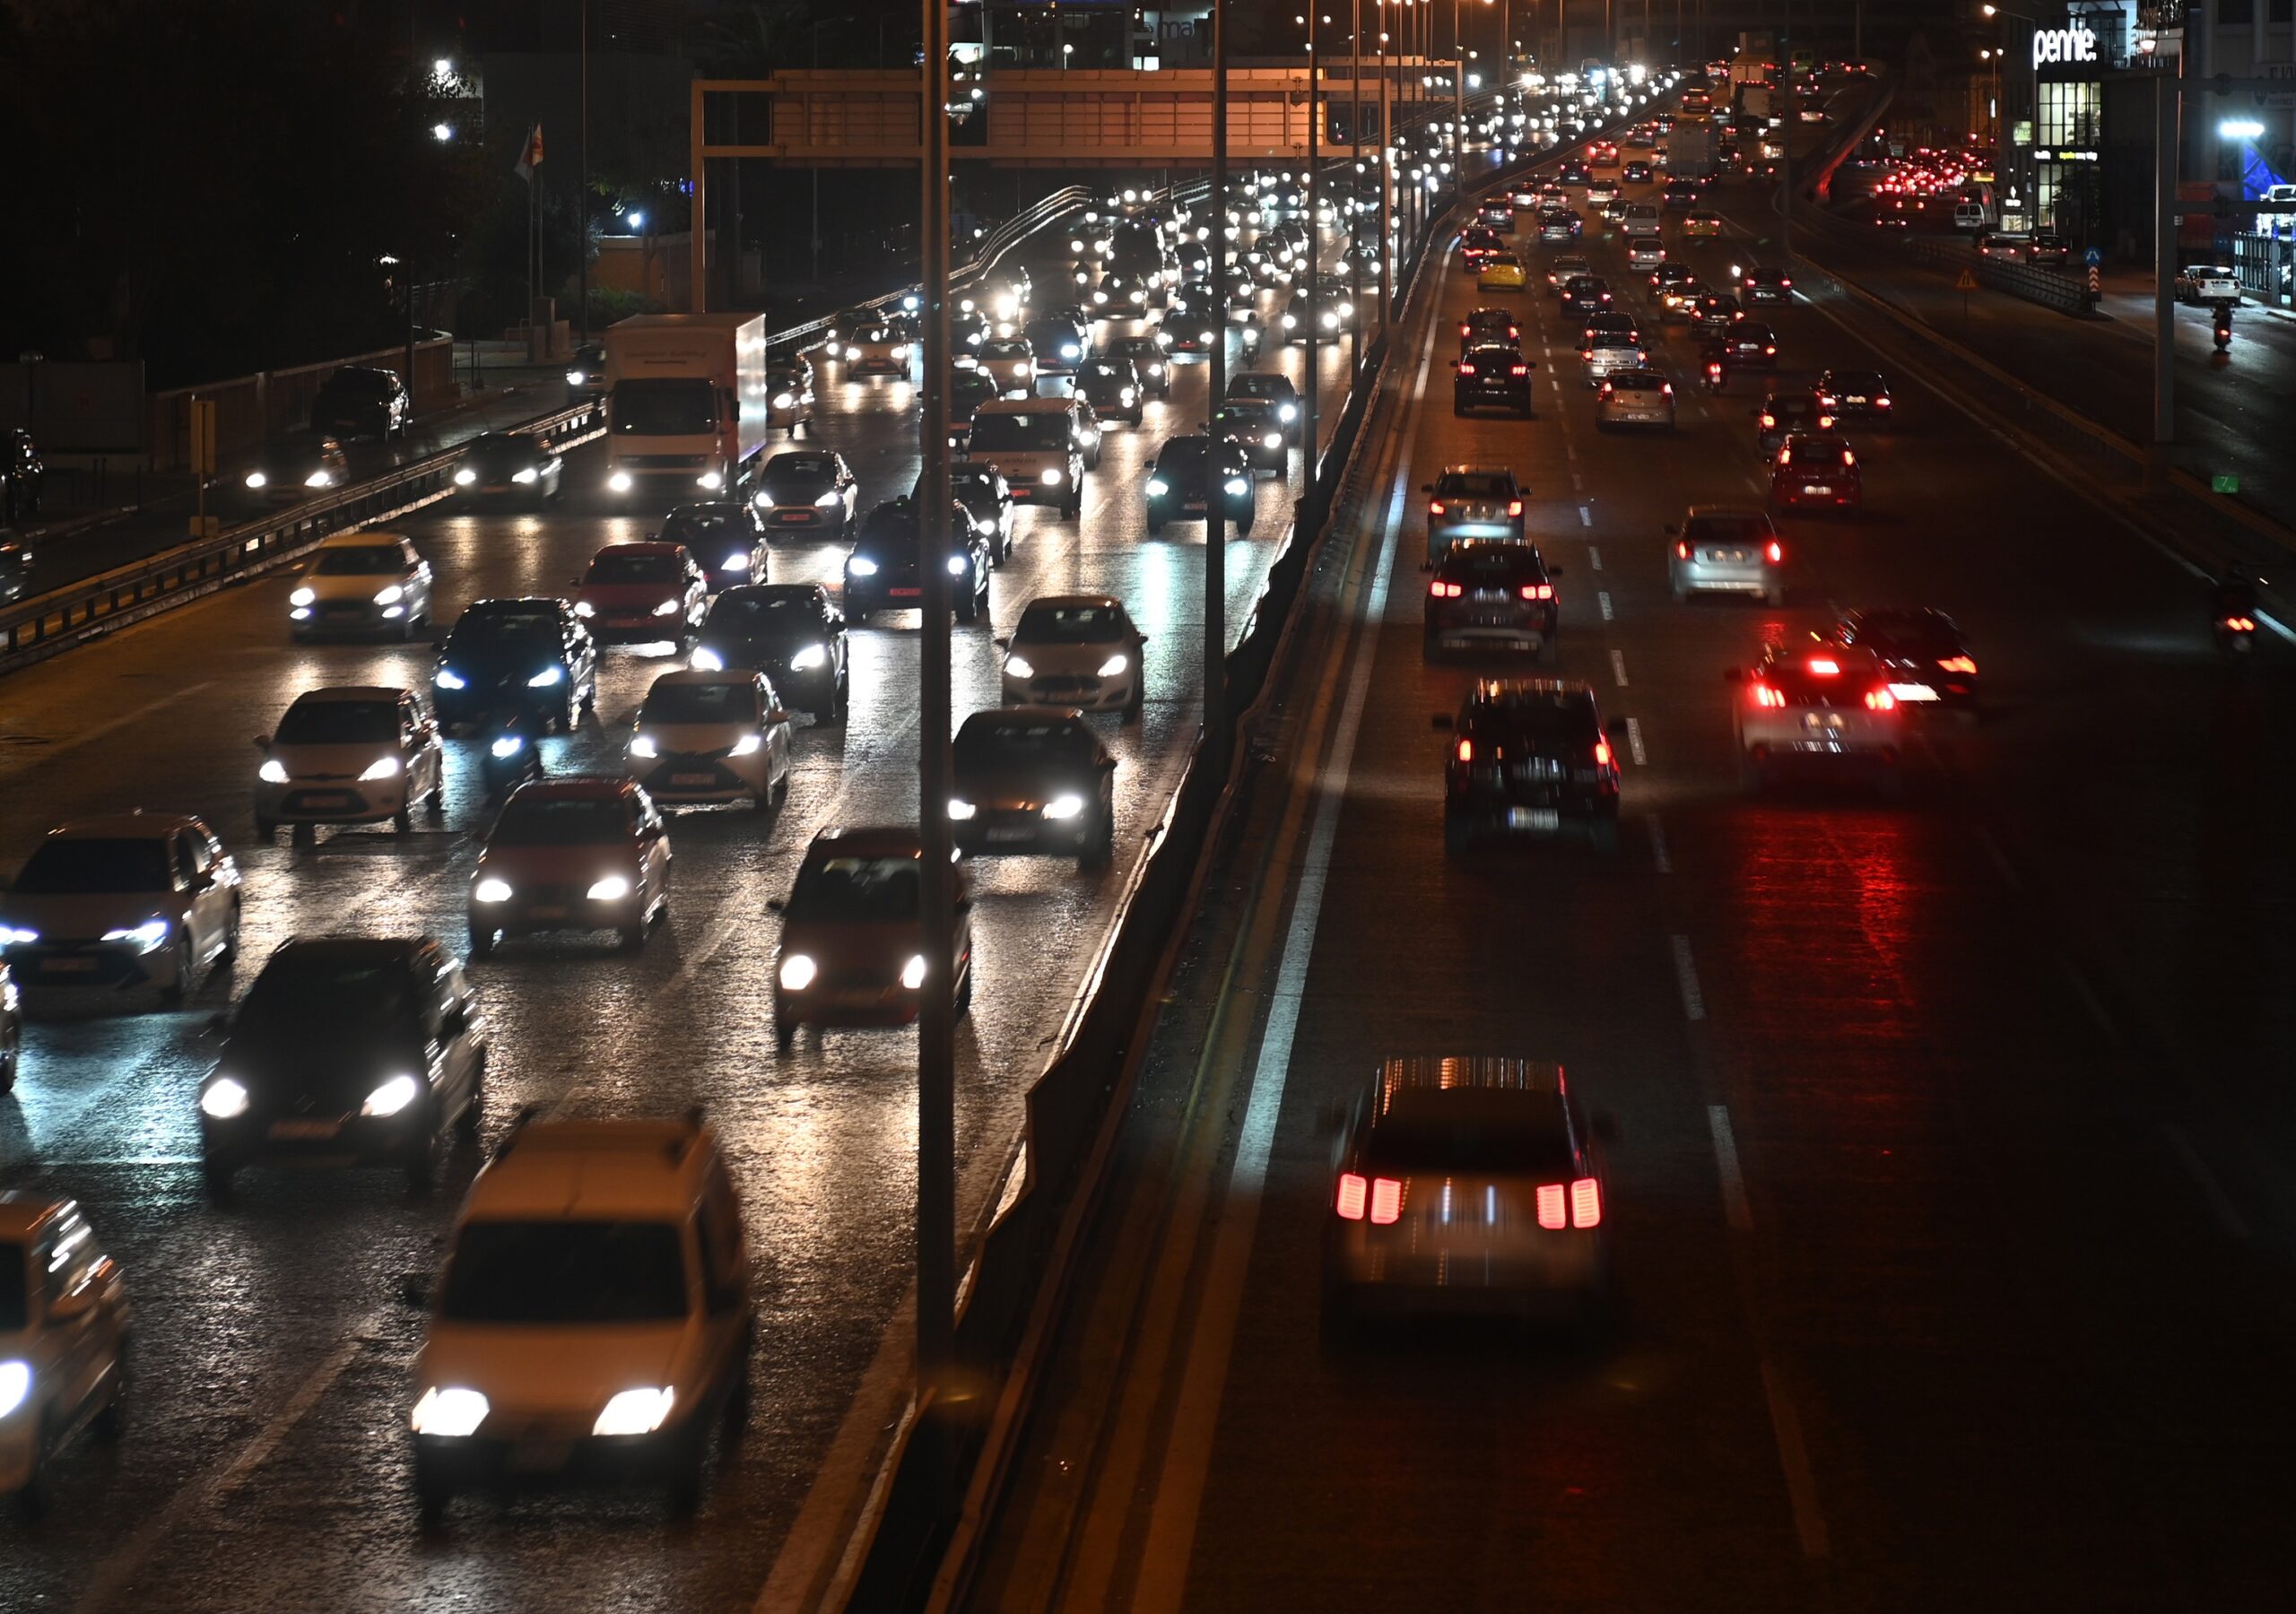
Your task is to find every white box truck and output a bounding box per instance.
[602,313,770,500]
[1666,121,1721,178]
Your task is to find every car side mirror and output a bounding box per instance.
[1431,712,1454,730]
[1723,666,1744,683]
[765,898,787,915]
[47,1289,95,1326]
[398,1273,432,1310]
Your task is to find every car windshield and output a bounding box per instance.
[1829,374,1885,392]
[465,437,531,464]
[610,378,716,436]
[1588,334,1639,350]
[490,798,631,846]
[1467,696,1596,746]
[955,718,1094,767]
[644,681,759,725]
[586,553,681,586]
[788,855,920,921]
[1784,442,1853,466]
[237,954,413,1041]
[1767,397,1816,417]
[440,1219,689,1323]
[447,620,559,661]
[312,546,404,577]
[275,700,399,745]
[1016,603,1125,643]
[1437,473,1513,499]
[764,456,837,483]
[980,342,1030,360]
[1365,1093,1577,1176]
[707,592,815,634]
[326,370,393,395]
[664,509,745,542]
[970,413,1073,453]
[13,838,171,894]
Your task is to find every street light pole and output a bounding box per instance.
[1208,0,1231,769]
[915,0,957,1442]
[578,0,590,343]
[1378,8,1393,333]
[1308,4,1320,497]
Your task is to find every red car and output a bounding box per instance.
[770,827,975,1049]
[1769,432,1863,513]
[571,541,709,646]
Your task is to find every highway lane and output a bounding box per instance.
[969,139,2296,1610]
[0,251,1359,1604]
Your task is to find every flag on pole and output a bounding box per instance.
[515,125,544,182]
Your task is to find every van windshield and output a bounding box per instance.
[611,379,717,437]
[440,1219,690,1323]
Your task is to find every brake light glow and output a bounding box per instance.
[1865,688,1898,712]
[1429,499,1447,515]
[1766,540,1783,563]
[1509,364,1529,377]
[1818,394,1836,408]
[1457,362,1476,376]
[1336,1173,1368,1219]
[1430,579,1464,597]
[1570,1176,1602,1228]
[1662,382,1674,395]
[1751,683,1787,707]
[1520,583,1554,601]
[1876,395,1892,405]
[1675,541,1691,560]
[1808,656,1840,676]
[1594,738,1613,767]
[2226,615,2257,632]
[1761,413,1777,428]
[1506,499,1524,516]
[1369,1177,1404,1225]
[1938,655,1978,674]
[1842,449,1857,466]
[1536,1184,1567,1228]
[1763,343,1777,354]
[1455,737,1473,763]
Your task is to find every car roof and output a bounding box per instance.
[505,777,643,805]
[1023,592,1124,612]
[43,811,201,841]
[976,398,1075,416]
[589,541,687,560]
[465,1117,718,1222]
[0,1191,83,1242]
[287,684,410,705]
[1439,464,1516,479]
[807,825,926,859]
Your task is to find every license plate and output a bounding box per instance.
[1888,682,1939,702]
[775,510,809,522]
[1507,807,1561,831]
[508,1437,574,1474]
[482,482,511,494]
[1804,714,1845,732]
[985,826,1035,843]
[301,794,352,810]
[1802,484,1831,495]
[890,587,921,598]
[830,987,882,1008]
[269,1119,341,1141]
[1183,500,1206,513]
[42,957,98,973]
[527,905,568,922]
[671,772,716,786]
[1845,396,1868,404]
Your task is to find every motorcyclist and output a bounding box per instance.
[478,706,544,803]
[2211,566,2260,621]
[1700,336,1732,393]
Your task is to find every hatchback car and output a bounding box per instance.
[1322,1054,1613,1326]
[1560,274,1613,317]
[255,685,445,840]
[1667,506,1786,603]
[432,599,599,733]
[842,498,993,622]
[1213,399,1288,474]
[0,1193,130,1514]
[1436,679,1619,852]
[1833,606,1979,714]
[1683,210,1725,239]
[1691,292,1744,336]
[573,542,709,646]
[842,317,915,380]
[958,401,1090,517]
[1547,254,1594,291]
[624,670,795,812]
[1755,392,1832,452]
[977,337,1038,395]
[287,531,433,641]
[453,433,563,507]
[1813,369,1894,421]
[1422,466,1526,560]
[1075,357,1146,425]
[1225,371,1303,440]
[1479,252,1530,292]
[1770,431,1862,512]
[770,828,973,1049]
[407,1113,752,1520]
[1102,335,1172,398]
[662,503,770,593]
[310,365,409,439]
[752,449,858,538]
[1144,436,1255,536]
[1724,322,1780,367]
[197,936,486,1199]
[1625,237,1665,271]
[1458,307,1521,352]
[1580,332,1648,386]
[690,584,848,720]
[951,707,1118,869]
[1729,643,1905,792]
[1535,210,1582,246]
[997,594,1146,719]
[1422,542,1561,664]
[1739,263,1795,303]
[1596,369,1676,430]
[242,430,349,504]
[1622,160,1654,183]
[0,814,240,1009]
[766,354,816,437]
[566,343,609,414]
[1452,344,1534,417]
[468,778,672,956]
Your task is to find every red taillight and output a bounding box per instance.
[1763,344,1776,355]
[1675,540,1691,560]
[1535,1184,1567,1228]
[1593,738,1613,767]
[1752,683,1787,708]
[1570,1177,1602,1228]
[1581,350,1595,361]
[1369,1177,1404,1224]
[1430,579,1464,597]
[1455,737,1473,763]
[1457,361,1476,376]
[1865,688,1897,711]
[1506,499,1524,516]
[1429,499,1447,515]
[1458,321,1472,335]
[1938,655,1978,674]
[1662,382,1674,395]
[1766,540,1783,563]
[1335,1173,1367,1219]
[1520,582,1553,601]
[1509,364,1529,377]
[1761,413,1777,429]
[2228,615,2257,632]
[1808,656,1840,676]
[1875,395,1891,405]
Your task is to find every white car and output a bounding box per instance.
[408,1114,754,1521]
[843,319,914,380]
[0,814,241,1009]
[1580,333,1648,386]
[288,532,434,640]
[1596,369,1676,430]
[957,400,1091,518]
[998,594,1147,721]
[1625,238,1665,271]
[624,670,796,811]
[0,1193,131,1514]
[255,685,446,840]
[1729,643,1904,793]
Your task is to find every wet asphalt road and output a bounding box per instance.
[0,236,1360,1605]
[973,111,2296,1611]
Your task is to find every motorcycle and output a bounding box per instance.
[478,709,546,803]
[2212,302,2233,352]
[2211,577,2264,661]
[1703,358,1728,395]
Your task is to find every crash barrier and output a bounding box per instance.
[838,98,1648,1609]
[0,192,1107,681]
[145,338,462,475]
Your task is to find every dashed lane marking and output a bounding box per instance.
[1578,504,1594,527]
[1625,716,1646,764]
[1648,812,1672,872]
[1597,589,1613,620]
[1587,544,1603,570]
[1761,1358,1833,1559]
[1610,647,1630,686]
[1671,933,1705,1020]
[1708,1104,1752,1229]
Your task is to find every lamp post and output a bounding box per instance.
[1306,6,1321,506]
[1208,0,1231,771]
[1351,0,1364,370]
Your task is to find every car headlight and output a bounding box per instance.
[973,516,996,535]
[690,646,726,671]
[891,344,911,360]
[528,665,564,687]
[846,346,863,360]
[434,668,466,690]
[199,1076,250,1120]
[1039,468,1064,487]
[773,391,796,409]
[1042,794,1086,821]
[567,369,587,386]
[103,919,170,951]
[473,877,513,904]
[593,1387,676,1437]
[847,557,879,577]
[511,466,539,485]
[729,733,763,757]
[573,599,597,618]
[489,734,526,759]
[368,584,406,608]
[0,1360,30,1420]
[698,471,725,490]
[361,1074,422,1117]
[1263,433,1283,450]
[258,759,289,784]
[411,1386,491,1437]
[305,470,334,489]
[1004,653,1035,679]
[721,551,752,572]
[587,875,632,902]
[1147,362,1164,376]
[289,586,317,607]
[628,734,658,759]
[244,471,270,489]
[901,954,928,991]
[1224,477,1250,497]
[1200,330,1214,343]
[778,953,818,991]
[947,554,970,577]
[651,599,681,617]
[948,798,977,821]
[1097,653,1129,677]
[787,642,829,672]
[1145,478,1170,498]
[359,755,402,782]
[608,471,633,492]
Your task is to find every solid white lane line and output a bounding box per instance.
[1587,544,1603,570]
[1610,647,1630,686]
[1672,934,1705,1021]
[1566,441,1578,460]
[1648,812,1672,872]
[2162,1124,2251,1242]
[1708,1105,1752,1230]
[1578,504,1594,527]
[1761,1358,1833,1560]
[1129,302,1426,1614]
[1625,716,1646,764]
[1598,589,1614,620]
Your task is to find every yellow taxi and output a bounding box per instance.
[1683,211,1726,239]
[1477,251,1528,291]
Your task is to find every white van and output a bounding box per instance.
[1952,200,1987,230]
[1622,204,1662,239]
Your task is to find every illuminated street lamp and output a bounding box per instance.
[430,121,454,142]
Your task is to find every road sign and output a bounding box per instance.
[2088,266,2101,295]
[1955,268,1979,291]
[2083,246,2103,267]
[188,399,218,478]
[2213,473,2241,493]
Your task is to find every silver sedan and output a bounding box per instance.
[1666,505,1783,604]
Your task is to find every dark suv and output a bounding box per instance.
[1423,540,1561,663]
[1437,680,1622,855]
[1453,343,1534,417]
[1144,435,1255,536]
[842,498,993,621]
[310,366,410,439]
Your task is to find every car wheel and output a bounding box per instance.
[92,1361,126,1443]
[404,1126,442,1195]
[394,803,413,835]
[291,820,316,847]
[956,573,982,623]
[426,777,446,821]
[413,1456,454,1528]
[1080,807,1115,870]
[1146,521,1163,537]
[955,959,973,1019]
[14,1419,56,1521]
[457,1054,485,1139]
[770,764,790,811]
[774,1007,796,1053]
[619,921,648,952]
[157,936,194,1010]
[256,816,276,840]
[832,672,851,722]
[201,1157,238,1206]
[667,1424,710,1518]
[0,1021,19,1095]
[467,925,494,960]
[218,903,242,965]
